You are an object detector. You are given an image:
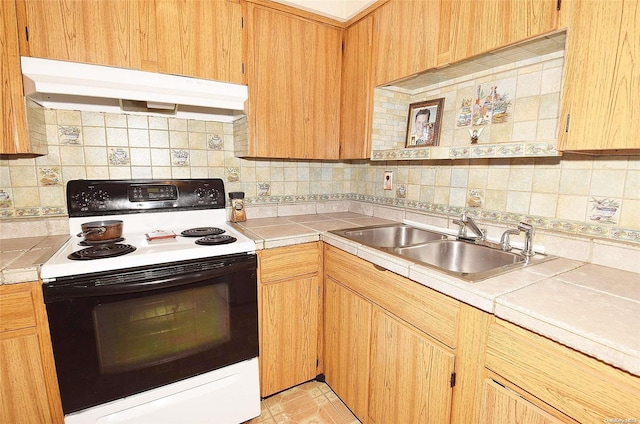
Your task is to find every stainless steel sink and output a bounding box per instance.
[331,224,447,248]
[330,223,556,282]
[393,239,553,282]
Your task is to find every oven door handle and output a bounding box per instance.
[43,257,256,301]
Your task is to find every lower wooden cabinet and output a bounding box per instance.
[261,241,640,424]
[323,245,459,423]
[369,308,455,424]
[324,276,372,422]
[480,379,571,424]
[485,317,640,423]
[258,242,321,397]
[0,282,63,424]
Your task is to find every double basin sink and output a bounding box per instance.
[330,224,554,282]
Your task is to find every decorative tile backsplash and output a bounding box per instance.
[1,95,639,246]
[0,109,352,219]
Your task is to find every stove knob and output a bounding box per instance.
[195,188,207,199]
[73,192,91,209]
[208,189,220,200]
[95,190,109,203]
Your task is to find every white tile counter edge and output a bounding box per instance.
[494,301,640,376]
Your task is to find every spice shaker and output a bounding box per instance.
[229,192,246,222]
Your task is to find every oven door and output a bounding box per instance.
[43,253,258,415]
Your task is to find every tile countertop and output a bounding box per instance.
[1,212,638,377]
[0,235,70,284]
[233,212,640,378]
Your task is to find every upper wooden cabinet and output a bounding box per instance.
[370,0,556,85]
[447,0,558,63]
[16,0,243,83]
[372,0,441,86]
[1,0,36,154]
[17,0,142,70]
[558,0,639,152]
[243,2,342,159]
[155,0,243,83]
[340,15,374,159]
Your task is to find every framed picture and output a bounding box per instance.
[405,98,444,148]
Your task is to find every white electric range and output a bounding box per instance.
[40,179,260,424]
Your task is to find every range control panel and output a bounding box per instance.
[66,179,225,217]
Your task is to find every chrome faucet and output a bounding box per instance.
[517,222,535,257]
[453,212,486,241]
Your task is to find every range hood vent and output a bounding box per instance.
[21,57,248,122]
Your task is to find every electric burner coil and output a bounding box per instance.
[68,244,136,260]
[195,235,237,246]
[181,227,225,237]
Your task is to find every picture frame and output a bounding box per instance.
[405,98,444,148]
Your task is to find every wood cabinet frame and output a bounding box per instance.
[323,244,489,423]
[0,282,63,423]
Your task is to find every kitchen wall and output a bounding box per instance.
[0,108,352,219]
[2,46,640,246]
[1,104,639,246]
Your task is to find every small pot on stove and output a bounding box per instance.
[77,220,124,242]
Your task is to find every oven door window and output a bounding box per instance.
[45,255,258,415]
[93,284,231,374]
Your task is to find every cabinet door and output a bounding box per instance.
[259,276,319,397]
[558,0,639,151]
[155,0,243,83]
[373,0,441,86]
[324,277,371,423]
[0,283,63,424]
[449,0,558,63]
[340,15,374,159]
[369,308,455,424]
[0,331,54,423]
[1,0,43,154]
[245,4,341,159]
[480,379,568,424]
[258,243,321,397]
[19,0,141,69]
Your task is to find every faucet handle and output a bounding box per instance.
[500,228,520,251]
[517,221,534,233]
[452,218,466,238]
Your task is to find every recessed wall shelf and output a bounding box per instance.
[371,32,567,161]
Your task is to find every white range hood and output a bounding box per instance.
[21,57,248,122]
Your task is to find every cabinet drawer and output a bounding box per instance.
[480,378,575,424]
[0,284,37,332]
[324,244,459,348]
[485,318,640,423]
[259,242,321,283]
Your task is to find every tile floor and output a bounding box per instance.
[245,381,361,424]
